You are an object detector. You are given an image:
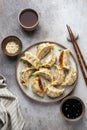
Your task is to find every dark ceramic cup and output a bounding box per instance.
[18,8,39,31]
[1,35,22,57]
[60,96,85,122]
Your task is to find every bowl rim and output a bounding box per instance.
[60,96,85,121]
[1,35,22,57]
[18,8,39,29]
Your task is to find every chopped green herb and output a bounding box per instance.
[36,45,39,49]
[49,85,52,87]
[53,63,57,67]
[29,70,37,77]
[21,53,25,57]
[39,62,43,66]
[58,48,63,51]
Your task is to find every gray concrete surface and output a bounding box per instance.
[0,0,87,130]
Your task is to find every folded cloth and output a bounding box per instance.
[0,74,25,130]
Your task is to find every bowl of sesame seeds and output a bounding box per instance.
[1,36,22,57]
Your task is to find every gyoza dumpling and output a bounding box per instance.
[37,43,54,59]
[52,65,65,86]
[58,49,70,69]
[21,52,40,69]
[32,76,44,97]
[40,49,56,68]
[20,67,34,87]
[34,68,52,81]
[45,82,64,98]
[46,87,64,98]
[62,67,77,86]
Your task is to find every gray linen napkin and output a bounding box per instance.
[0,74,25,130]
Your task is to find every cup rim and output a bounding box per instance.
[18,8,39,29]
[60,96,85,122]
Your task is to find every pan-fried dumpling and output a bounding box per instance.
[58,49,70,69]
[62,67,77,86]
[20,67,34,87]
[21,52,40,69]
[37,43,54,59]
[32,77,44,97]
[34,68,52,81]
[45,82,64,98]
[40,50,56,68]
[52,65,65,86]
[47,87,64,98]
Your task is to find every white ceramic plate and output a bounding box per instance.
[16,41,78,103]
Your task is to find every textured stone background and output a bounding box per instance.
[0,0,87,130]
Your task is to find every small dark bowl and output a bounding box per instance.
[1,36,22,57]
[60,96,85,122]
[18,8,39,31]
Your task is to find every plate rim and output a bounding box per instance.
[16,41,78,103]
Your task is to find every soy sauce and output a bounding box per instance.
[20,10,38,27]
[62,99,82,119]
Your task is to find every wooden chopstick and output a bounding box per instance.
[74,40,87,71]
[66,25,87,85]
[67,27,87,71]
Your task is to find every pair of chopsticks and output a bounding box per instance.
[66,25,87,85]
